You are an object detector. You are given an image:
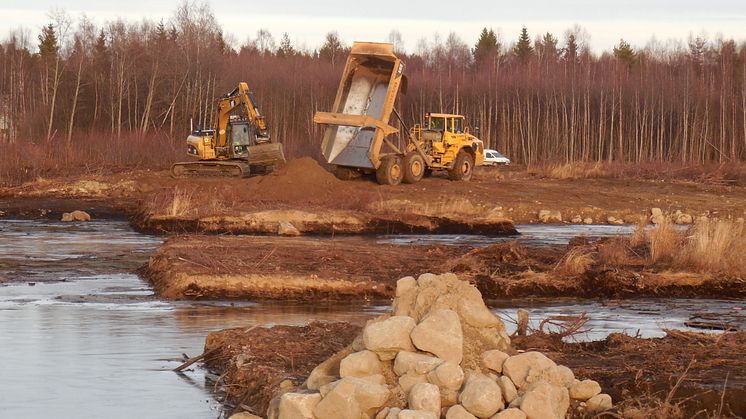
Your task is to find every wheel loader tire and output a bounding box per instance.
[448,150,475,181]
[402,153,425,184]
[376,155,403,185]
[334,166,360,181]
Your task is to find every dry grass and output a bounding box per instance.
[554,246,596,276]
[648,219,683,263]
[677,219,746,275]
[371,197,505,221]
[166,188,193,217]
[530,162,611,179]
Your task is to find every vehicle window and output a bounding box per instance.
[486,152,494,158]
[446,118,454,133]
[429,117,445,131]
[454,118,463,133]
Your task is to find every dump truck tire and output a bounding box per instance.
[376,156,403,185]
[448,150,475,181]
[403,153,425,184]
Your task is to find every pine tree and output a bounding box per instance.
[38,23,59,60]
[277,33,295,58]
[473,27,499,67]
[513,26,533,62]
[562,33,579,63]
[319,32,345,66]
[613,39,637,66]
[536,32,559,62]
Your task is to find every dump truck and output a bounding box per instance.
[314,42,484,185]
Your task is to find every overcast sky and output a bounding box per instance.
[3,0,746,53]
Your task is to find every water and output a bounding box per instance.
[0,220,740,418]
[379,223,637,247]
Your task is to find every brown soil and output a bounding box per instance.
[513,331,746,417]
[142,235,469,300]
[203,322,746,418]
[142,235,746,301]
[203,321,361,416]
[4,162,745,230]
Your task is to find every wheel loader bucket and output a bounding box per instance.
[247,142,286,166]
[314,42,405,170]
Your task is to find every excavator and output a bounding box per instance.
[171,82,285,177]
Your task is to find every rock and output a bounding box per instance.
[411,309,463,364]
[570,215,583,224]
[305,345,355,390]
[607,216,624,225]
[399,373,428,393]
[583,217,593,225]
[650,208,665,224]
[312,377,391,419]
[278,221,301,236]
[229,413,263,419]
[481,350,510,374]
[674,211,693,225]
[569,379,601,401]
[446,405,478,419]
[519,381,569,419]
[398,410,438,419]
[363,315,417,360]
[394,351,443,376]
[459,374,504,418]
[491,408,527,419]
[497,375,518,404]
[278,391,322,419]
[61,210,91,222]
[555,366,575,388]
[408,383,441,417]
[502,352,561,390]
[339,350,383,378]
[516,309,529,336]
[586,393,613,413]
[394,276,419,317]
[426,361,464,391]
[381,407,402,419]
[538,210,562,223]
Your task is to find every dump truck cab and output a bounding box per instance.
[421,113,484,166]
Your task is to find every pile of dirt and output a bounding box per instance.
[513,330,746,417]
[244,157,373,206]
[203,321,361,416]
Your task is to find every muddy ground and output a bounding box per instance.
[3,159,746,233]
[142,235,746,301]
[203,322,746,418]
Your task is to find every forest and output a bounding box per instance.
[1,2,745,184]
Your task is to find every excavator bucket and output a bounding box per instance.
[247,142,286,166]
[314,42,406,170]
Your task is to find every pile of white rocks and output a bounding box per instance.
[266,273,613,419]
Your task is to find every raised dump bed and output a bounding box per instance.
[314,42,406,171]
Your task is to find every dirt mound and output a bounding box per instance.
[245,157,371,206]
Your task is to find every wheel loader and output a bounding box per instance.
[313,42,484,185]
[171,82,285,177]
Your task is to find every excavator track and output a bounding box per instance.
[170,161,251,178]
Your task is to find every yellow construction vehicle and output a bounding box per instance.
[171,82,285,177]
[314,42,483,185]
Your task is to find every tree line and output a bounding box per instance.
[1,2,745,165]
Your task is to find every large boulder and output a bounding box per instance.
[519,381,569,419]
[569,379,601,401]
[496,376,518,404]
[394,351,443,376]
[586,393,613,413]
[339,350,383,378]
[61,210,91,222]
[492,408,526,419]
[426,361,464,391]
[502,352,561,390]
[399,372,429,393]
[408,383,441,417]
[228,413,263,419]
[446,405,478,419]
[410,309,463,364]
[312,377,390,419]
[363,316,417,360]
[393,276,419,317]
[398,410,438,419]
[538,210,562,223]
[278,391,322,419]
[481,350,510,374]
[459,374,504,418]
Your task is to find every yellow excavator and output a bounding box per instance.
[171,82,285,177]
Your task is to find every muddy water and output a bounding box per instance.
[0,220,740,418]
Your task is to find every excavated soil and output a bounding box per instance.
[203,323,746,418]
[203,321,361,416]
[513,331,746,417]
[143,236,746,301]
[142,235,470,300]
